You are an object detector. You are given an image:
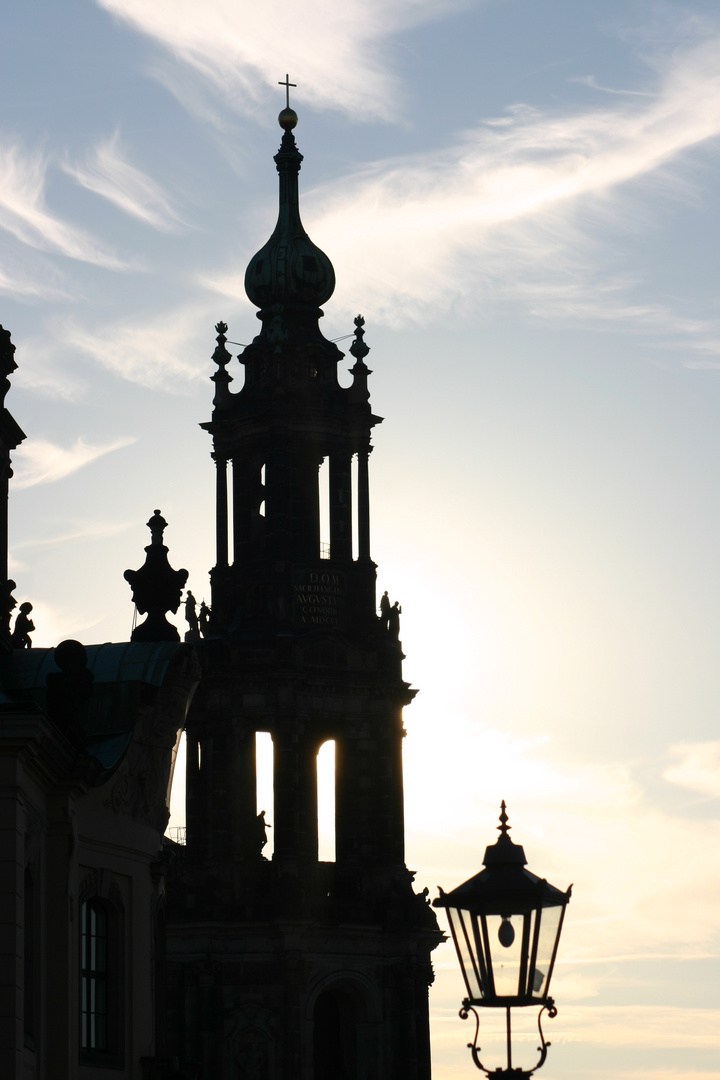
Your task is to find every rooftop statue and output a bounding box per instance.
[11,601,34,649]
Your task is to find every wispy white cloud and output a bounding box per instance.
[12,436,136,489]
[13,519,134,549]
[200,33,720,347]
[405,713,720,960]
[11,334,90,402]
[568,74,653,97]
[283,35,720,329]
[663,741,720,798]
[0,257,70,300]
[9,518,135,575]
[64,132,182,231]
[0,137,130,269]
[60,306,212,391]
[518,275,720,356]
[95,0,465,121]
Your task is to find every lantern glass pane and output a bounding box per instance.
[449,908,484,1001]
[531,904,563,999]
[486,913,524,998]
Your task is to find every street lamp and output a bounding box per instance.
[434,802,571,1079]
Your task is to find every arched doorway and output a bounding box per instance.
[313,985,366,1080]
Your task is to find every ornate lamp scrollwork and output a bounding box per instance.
[459,1000,558,1079]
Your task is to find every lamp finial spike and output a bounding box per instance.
[498,800,510,837]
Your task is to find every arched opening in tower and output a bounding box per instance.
[166,728,187,844]
[255,731,274,859]
[351,452,359,560]
[318,457,330,559]
[317,739,335,862]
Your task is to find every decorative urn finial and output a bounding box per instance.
[124,510,188,642]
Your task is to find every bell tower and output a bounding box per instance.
[166,99,442,1080]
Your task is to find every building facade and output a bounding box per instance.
[0,325,200,1078]
[0,102,441,1080]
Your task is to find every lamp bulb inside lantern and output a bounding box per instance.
[498,917,515,948]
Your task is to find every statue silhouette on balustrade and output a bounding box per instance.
[255,810,271,856]
[380,590,390,630]
[184,590,201,642]
[11,601,34,648]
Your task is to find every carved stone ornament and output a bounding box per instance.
[106,644,200,830]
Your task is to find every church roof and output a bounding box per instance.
[3,640,188,771]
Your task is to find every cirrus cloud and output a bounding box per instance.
[63,132,183,232]
[12,436,136,489]
[663,741,720,798]
[0,137,130,270]
[96,0,468,122]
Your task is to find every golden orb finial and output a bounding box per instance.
[278,107,298,131]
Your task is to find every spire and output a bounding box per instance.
[244,87,335,326]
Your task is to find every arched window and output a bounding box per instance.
[80,895,122,1062]
[317,740,335,862]
[318,457,330,559]
[256,731,274,859]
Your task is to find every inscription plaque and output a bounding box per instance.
[293,570,344,628]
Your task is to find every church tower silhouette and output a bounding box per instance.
[165,97,442,1080]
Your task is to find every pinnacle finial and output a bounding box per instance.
[498,800,511,837]
[211,321,233,407]
[278,73,298,130]
[349,315,370,363]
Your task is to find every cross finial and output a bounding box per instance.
[278,74,297,109]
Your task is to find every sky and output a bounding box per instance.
[2,1,719,1077]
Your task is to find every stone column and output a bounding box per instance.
[329,452,352,561]
[357,449,370,560]
[214,454,228,568]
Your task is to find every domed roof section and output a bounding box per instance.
[245,110,335,311]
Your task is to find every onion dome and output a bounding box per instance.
[244,109,335,312]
